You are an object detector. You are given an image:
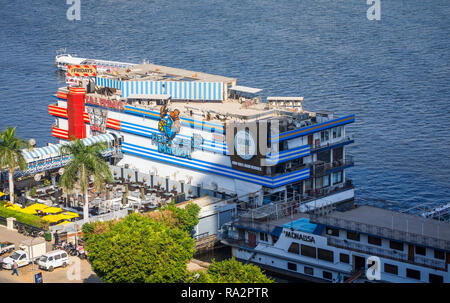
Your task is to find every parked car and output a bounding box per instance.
[3,239,47,269]
[0,242,15,255]
[37,250,69,271]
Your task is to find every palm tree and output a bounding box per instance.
[60,138,113,220]
[0,127,30,204]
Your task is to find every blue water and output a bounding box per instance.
[1,0,449,211]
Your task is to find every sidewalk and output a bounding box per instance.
[0,225,102,283]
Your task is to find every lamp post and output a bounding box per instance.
[30,237,36,283]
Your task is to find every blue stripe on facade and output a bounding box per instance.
[122,142,309,187]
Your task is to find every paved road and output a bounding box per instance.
[0,225,102,283]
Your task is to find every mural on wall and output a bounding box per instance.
[158,105,181,140]
[150,105,202,159]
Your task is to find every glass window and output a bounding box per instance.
[434,250,445,260]
[415,246,426,256]
[384,263,398,275]
[323,175,330,187]
[406,268,421,280]
[322,271,333,280]
[305,178,312,190]
[55,255,61,260]
[301,244,316,258]
[368,236,382,246]
[340,253,350,264]
[332,127,342,139]
[347,231,360,241]
[61,253,67,258]
[326,227,339,237]
[320,130,329,142]
[389,240,404,251]
[332,171,343,184]
[260,233,268,242]
[318,249,334,262]
[287,262,297,271]
[304,266,314,275]
[429,274,443,283]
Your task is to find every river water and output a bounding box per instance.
[1,0,449,210]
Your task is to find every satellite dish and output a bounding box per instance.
[29,139,36,147]
[34,174,41,182]
[58,168,65,175]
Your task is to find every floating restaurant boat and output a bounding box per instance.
[219,203,450,283]
[48,60,356,211]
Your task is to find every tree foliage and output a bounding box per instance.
[0,127,30,203]
[161,202,200,233]
[189,258,273,283]
[59,138,112,219]
[83,214,195,283]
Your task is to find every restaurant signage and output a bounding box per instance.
[67,65,97,77]
[85,95,125,111]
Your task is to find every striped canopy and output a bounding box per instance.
[22,133,115,163]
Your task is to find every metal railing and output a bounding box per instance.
[310,135,355,152]
[310,156,354,177]
[327,237,446,270]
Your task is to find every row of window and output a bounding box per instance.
[320,127,343,142]
[305,171,344,191]
[326,227,446,260]
[287,262,334,281]
[288,242,335,263]
[384,263,444,283]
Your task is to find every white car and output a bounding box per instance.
[37,250,69,272]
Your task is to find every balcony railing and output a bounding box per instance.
[327,237,446,270]
[311,135,355,152]
[311,215,450,252]
[310,155,354,177]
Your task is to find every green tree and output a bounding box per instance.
[59,138,113,220]
[162,202,200,233]
[190,258,273,283]
[83,213,195,282]
[0,127,30,204]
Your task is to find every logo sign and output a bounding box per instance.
[151,106,203,159]
[34,272,43,283]
[85,95,125,111]
[234,130,256,161]
[283,230,315,243]
[67,65,97,77]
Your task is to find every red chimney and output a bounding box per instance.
[67,87,86,140]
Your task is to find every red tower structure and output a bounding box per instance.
[66,87,86,140]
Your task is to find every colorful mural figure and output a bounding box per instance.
[158,105,181,141]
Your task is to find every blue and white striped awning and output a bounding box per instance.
[22,133,116,163]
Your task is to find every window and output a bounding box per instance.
[320,130,329,142]
[316,175,330,189]
[406,268,421,280]
[332,147,343,161]
[287,262,297,271]
[326,227,339,237]
[288,242,300,254]
[340,253,350,264]
[322,271,332,280]
[260,233,268,242]
[305,178,312,190]
[62,253,67,258]
[318,249,334,262]
[346,231,360,241]
[429,274,443,283]
[384,263,398,275]
[389,240,404,251]
[301,244,316,258]
[368,236,382,246]
[55,255,61,260]
[304,266,314,275]
[415,246,426,256]
[48,257,53,261]
[332,171,343,184]
[317,150,330,163]
[434,250,445,260]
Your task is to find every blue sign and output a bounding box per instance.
[35,272,43,283]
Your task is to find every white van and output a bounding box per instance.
[37,250,69,272]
